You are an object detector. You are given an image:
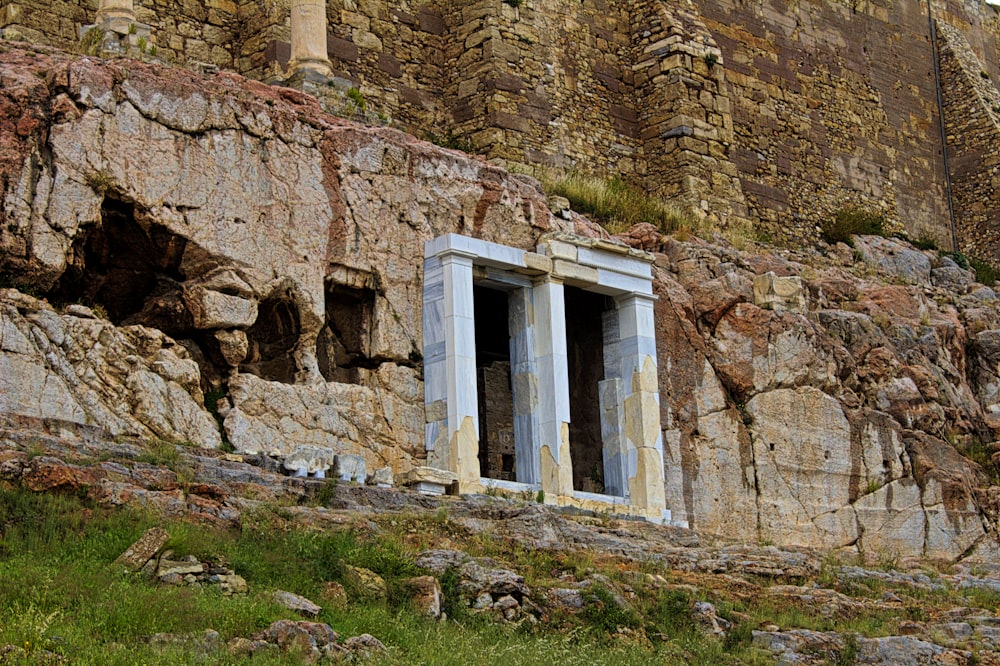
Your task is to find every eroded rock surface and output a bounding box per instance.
[2,46,1000,559]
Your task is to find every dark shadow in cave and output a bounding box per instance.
[317,283,376,383]
[47,194,193,336]
[241,288,301,384]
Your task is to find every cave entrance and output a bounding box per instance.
[48,195,191,335]
[565,286,608,494]
[317,283,376,383]
[474,285,516,482]
[241,288,300,384]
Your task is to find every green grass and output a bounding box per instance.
[542,173,698,235]
[0,487,768,665]
[970,256,1000,287]
[8,484,984,665]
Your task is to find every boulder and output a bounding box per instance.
[404,575,442,619]
[343,565,387,601]
[272,590,322,617]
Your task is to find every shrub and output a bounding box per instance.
[941,250,970,270]
[970,256,1000,287]
[821,206,887,245]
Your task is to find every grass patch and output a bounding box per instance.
[7,485,987,665]
[542,172,698,235]
[821,206,887,245]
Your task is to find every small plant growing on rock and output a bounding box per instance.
[346,87,366,112]
[503,0,524,7]
[84,170,114,195]
[704,52,718,68]
[970,256,1000,287]
[78,27,103,56]
[821,206,887,246]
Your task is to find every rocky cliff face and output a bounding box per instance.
[0,44,564,475]
[645,231,1000,559]
[2,44,1000,560]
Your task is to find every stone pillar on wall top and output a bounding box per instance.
[289,0,332,78]
[96,0,135,24]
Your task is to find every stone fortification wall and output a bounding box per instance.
[693,0,954,246]
[939,21,1000,260]
[438,0,637,175]
[629,1,748,227]
[0,0,239,69]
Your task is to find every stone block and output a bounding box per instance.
[366,466,393,487]
[332,454,366,483]
[183,286,257,329]
[282,445,337,476]
[115,526,170,572]
[753,272,807,313]
[551,259,598,285]
[398,466,457,494]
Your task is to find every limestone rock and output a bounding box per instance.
[343,565,387,601]
[853,235,932,285]
[404,575,442,619]
[0,294,221,447]
[367,466,393,487]
[342,634,386,657]
[214,329,248,367]
[183,286,258,329]
[746,387,857,548]
[115,526,170,572]
[272,590,322,617]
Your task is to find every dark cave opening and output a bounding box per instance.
[48,195,191,335]
[317,283,376,383]
[241,288,301,385]
[565,286,607,494]
[474,285,516,482]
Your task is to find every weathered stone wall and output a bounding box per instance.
[2,0,1000,249]
[630,1,748,227]
[439,0,637,175]
[939,21,1000,261]
[694,0,953,246]
[0,0,239,69]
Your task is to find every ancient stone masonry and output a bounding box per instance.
[422,233,668,521]
[630,1,748,228]
[2,0,1000,247]
[938,21,1000,261]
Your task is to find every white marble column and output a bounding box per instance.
[422,248,480,489]
[289,0,332,77]
[509,287,541,485]
[533,276,573,499]
[96,0,134,22]
[615,293,666,514]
